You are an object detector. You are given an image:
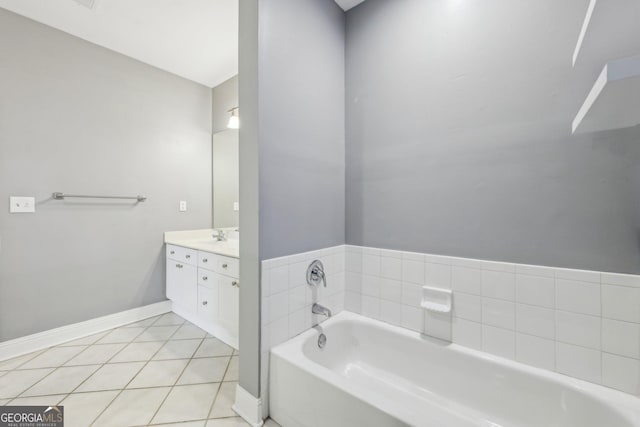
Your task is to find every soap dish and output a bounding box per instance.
[420,286,453,313]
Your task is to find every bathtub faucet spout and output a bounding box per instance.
[312,303,332,318]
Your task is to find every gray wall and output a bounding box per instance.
[237,0,346,400]
[0,9,213,341]
[345,0,640,274]
[212,75,239,134]
[258,0,346,260]
[238,0,261,398]
[213,129,239,228]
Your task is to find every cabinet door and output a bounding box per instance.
[218,276,239,336]
[198,285,218,322]
[166,260,197,313]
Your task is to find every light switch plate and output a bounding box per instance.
[10,196,36,213]
[179,201,187,212]
[233,202,239,211]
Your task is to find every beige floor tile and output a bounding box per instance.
[172,324,208,340]
[61,390,120,427]
[92,387,170,427]
[194,338,234,358]
[223,356,238,382]
[177,358,229,385]
[123,316,160,328]
[0,368,53,399]
[0,399,8,405]
[0,350,44,370]
[206,417,250,427]
[153,339,203,360]
[109,341,164,363]
[97,327,146,344]
[152,383,219,424]
[153,313,186,326]
[75,362,145,392]
[21,365,99,397]
[19,346,87,369]
[264,419,281,427]
[127,359,189,389]
[65,343,126,366]
[209,381,236,418]
[135,325,180,342]
[59,331,109,347]
[150,421,206,427]
[8,394,66,406]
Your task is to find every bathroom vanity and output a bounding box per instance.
[164,229,239,348]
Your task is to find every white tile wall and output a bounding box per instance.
[342,245,640,396]
[260,245,346,417]
[261,244,640,411]
[262,246,345,352]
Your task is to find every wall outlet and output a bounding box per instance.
[179,201,187,212]
[9,196,36,213]
[233,202,239,212]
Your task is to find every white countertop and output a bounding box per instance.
[164,228,239,259]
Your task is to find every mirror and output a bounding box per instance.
[213,129,239,229]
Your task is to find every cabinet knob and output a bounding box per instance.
[232,281,239,288]
[203,258,208,263]
[222,263,228,269]
[170,250,175,255]
[202,301,208,306]
[203,276,208,281]
[186,255,191,259]
[176,264,183,269]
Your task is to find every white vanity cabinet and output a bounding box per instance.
[166,244,239,348]
[166,259,197,313]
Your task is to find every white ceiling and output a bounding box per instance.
[0,0,238,88]
[334,0,367,11]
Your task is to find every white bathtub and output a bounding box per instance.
[269,311,640,427]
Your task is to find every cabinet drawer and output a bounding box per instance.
[166,244,197,266]
[198,267,218,288]
[198,251,216,269]
[217,256,239,278]
[198,285,217,322]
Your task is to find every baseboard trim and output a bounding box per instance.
[233,384,264,427]
[0,300,172,362]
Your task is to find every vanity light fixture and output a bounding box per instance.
[227,107,240,129]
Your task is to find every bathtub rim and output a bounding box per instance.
[270,311,640,426]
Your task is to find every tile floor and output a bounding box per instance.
[0,312,279,427]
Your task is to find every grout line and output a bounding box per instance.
[139,414,252,427]
[87,320,186,426]
[2,317,192,403]
[18,326,163,402]
[146,335,209,424]
[204,353,238,420]
[14,345,89,371]
[12,365,73,400]
[6,393,69,406]
[0,348,47,370]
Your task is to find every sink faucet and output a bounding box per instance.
[312,303,332,318]
[212,229,227,242]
